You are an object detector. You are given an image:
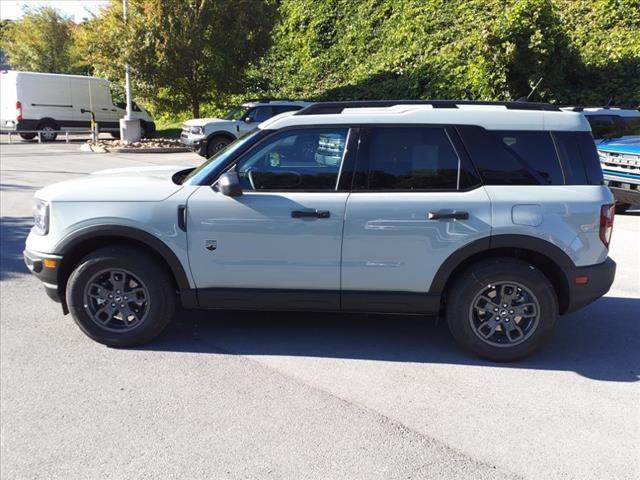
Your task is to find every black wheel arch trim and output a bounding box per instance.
[206,131,237,143]
[429,234,576,294]
[55,225,196,306]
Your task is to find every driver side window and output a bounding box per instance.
[245,106,273,123]
[236,128,349,191]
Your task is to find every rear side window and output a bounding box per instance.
[576,132,604,185]
[585,115,620,139]
[456,126,541,185]
[492,131,564,185]
[552,132,588,184]
[273,105,303,115]
[355,127,460,190]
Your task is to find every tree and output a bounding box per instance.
[76,0,277,117]
[0,6,82,73]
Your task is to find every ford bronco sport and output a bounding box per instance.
[24,100,617,361]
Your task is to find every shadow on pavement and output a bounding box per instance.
[142,295,640,383]
[0,217,32,281]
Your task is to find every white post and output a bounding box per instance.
[119,0,141,144]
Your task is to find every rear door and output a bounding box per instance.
[341,125,492,312]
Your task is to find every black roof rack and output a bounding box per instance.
[295,100,561,115]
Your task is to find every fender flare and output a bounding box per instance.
[429,234,575,294]
[55,225,192,292]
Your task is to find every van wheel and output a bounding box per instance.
[37,120,59,141]
[206,135,231,157]
[615,203,631,214]
[446,258,557,361]
[66,246,176,347]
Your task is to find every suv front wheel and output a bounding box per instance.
[446,258,558,361]
[66,246,175,347]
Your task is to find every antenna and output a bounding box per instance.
[516,77,543,102]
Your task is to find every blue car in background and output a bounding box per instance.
[564,107,640,213]
[597,136,640,213]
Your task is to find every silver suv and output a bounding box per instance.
[180,100,311,157]
[24,100,617,361]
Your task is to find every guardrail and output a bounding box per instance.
[2,129,96,144]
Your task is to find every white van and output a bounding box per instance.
[0,70,155,141]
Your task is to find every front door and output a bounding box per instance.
[187,127,354,310]
[341,126,492,313]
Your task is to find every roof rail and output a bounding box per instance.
[295,100,561,115]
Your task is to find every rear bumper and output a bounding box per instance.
[562,257,616,314]
[23,249,63,304]
[607,185,640,205]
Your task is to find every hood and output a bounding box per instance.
[598,136,640,155]
[36,166,192,202]
[183,117,236,127]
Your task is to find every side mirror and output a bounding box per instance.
[217,171,243,197]
[244,117,252,123]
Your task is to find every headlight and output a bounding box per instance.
[33,199,49,235]
[190,126,204,135]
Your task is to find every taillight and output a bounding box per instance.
[599,204,615,248]
[16,101,23,121]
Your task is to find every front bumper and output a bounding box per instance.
[23,249,63,304]
[562,257,616,314]
[179,134,207,156]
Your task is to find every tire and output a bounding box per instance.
[37,120,59,142]
[19,132,37,140]
[66,246,176,347]
[615,203,631,214]
[446,258,558,361]
[206,135,232,157]
[142,121,155,138]
[110,131,121,139]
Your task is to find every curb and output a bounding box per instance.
[80,144,191,154]
[112,147,192,153]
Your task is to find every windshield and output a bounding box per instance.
[224,106,250,120]
[184,129,261,184]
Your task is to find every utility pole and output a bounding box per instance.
[123,0,132,120]
[119,0,142,143]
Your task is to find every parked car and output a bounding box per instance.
[180,100,311,157]
[596,137,640,213]
[563,107,640,213]
[0,70,155,141]
[24,100,616,361]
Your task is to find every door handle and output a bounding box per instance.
[428,211,469,220]
[101,108,108,111]
[291,209,330,219]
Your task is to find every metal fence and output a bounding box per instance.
[2,129,96,144]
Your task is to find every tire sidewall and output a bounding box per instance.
[66,249,175,347]
[447,259,558,361]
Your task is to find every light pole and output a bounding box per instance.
[119,0,142,143]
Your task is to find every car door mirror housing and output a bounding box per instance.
[217,171,243,197]
[244,117,253,123]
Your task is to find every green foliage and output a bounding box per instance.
[0,6,85,73]
[254,0,639,107]
[75,0,277,117]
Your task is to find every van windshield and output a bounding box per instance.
[184,129,261,184]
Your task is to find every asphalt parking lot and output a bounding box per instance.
[1,138,639,480]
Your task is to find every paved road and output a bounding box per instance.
[1,140,639,479]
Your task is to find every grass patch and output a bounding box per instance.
[154,120,183,138]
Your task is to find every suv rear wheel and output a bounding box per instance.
[66,246,175,347]
[446,258,557,361]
